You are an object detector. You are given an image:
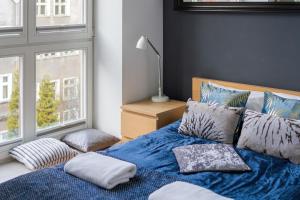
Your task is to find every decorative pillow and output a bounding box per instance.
[275,92,300,101]
[62,129,120,152]
[262,92,300,120]
[237,110,300,164]
[178,100,243,144]
[209,82,264,112]
[201,83,250,107]
[9,138,77,170]
[173,144,251,173]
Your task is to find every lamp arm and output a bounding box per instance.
[146,37,163,97]
[146,38,160,57]
[157,55,163,97]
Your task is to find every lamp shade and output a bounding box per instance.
[136,36,148,50]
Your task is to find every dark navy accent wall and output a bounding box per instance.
[164,0,300,101]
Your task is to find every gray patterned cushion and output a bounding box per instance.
[62,129,120,152]
[178,100,243,144]
[173,144,251,173]
[237,110,300,164]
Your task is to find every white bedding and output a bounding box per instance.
[149,181,233,200]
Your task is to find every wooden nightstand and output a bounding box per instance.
[121,99,186,141]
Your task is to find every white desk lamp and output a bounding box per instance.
[136,35,169,103]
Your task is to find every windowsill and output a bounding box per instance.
[0,161,31,183]
[0,120,86,150]
[36,24,87,33]
[0,100,10,104]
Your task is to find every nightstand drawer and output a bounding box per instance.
[121,111,157,139]
[121,99,186,141]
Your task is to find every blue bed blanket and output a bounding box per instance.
[0,166,179,200]
[106,121,300,200]
[1,121,300,200]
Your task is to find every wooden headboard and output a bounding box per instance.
[192,77,300,101]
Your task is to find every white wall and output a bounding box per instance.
[94,0,163,137]
[122,0,164,104]
[93,0,123,137]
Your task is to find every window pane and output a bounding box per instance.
[3,86,8,99]
[0,56,21,144]
[36,50,85,131]
[41,6,46,15]
[0,0,22,28]
[61,5,65,15]
[36,0,84,27]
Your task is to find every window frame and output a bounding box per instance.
[0,0,28,47]
[29,0,93,43]
[0,51,24,149]
[0,0,93,162]
[34,42,92,137]
[0,42,93,151]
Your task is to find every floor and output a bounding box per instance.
[0,161,31,184]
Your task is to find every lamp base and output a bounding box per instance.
[151,95,169,103]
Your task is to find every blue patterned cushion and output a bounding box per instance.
[200,83,250,108]
[262,92,300,120]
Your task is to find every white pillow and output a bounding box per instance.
[209,82,264,112]
[9,138,77,170]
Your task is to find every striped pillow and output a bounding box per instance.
[9,138,77,170]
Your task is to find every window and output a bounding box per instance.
[51,80,60,100]
[63,77,78,101]
[0,56,21,144]
[36,0,84,27]
[0,0,24,40]
[0,0,92,155]
[63,108,79,123]
[36,0,50,17]
[0,74,12,102]
[0,0,22,28]
[31,0,93,44]
[36,49,85,132]
[54,0,70,17]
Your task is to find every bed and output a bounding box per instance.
[1,77,300,200]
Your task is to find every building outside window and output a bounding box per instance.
[36,50,84,132]
[36,0,50,17]
[0,0,22,28]
[54,0,70,16]
[63,108,79,123]
[0,74,12,103]
[0,56,21,144]
[63,77,79,101]
[36,0,79,27]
